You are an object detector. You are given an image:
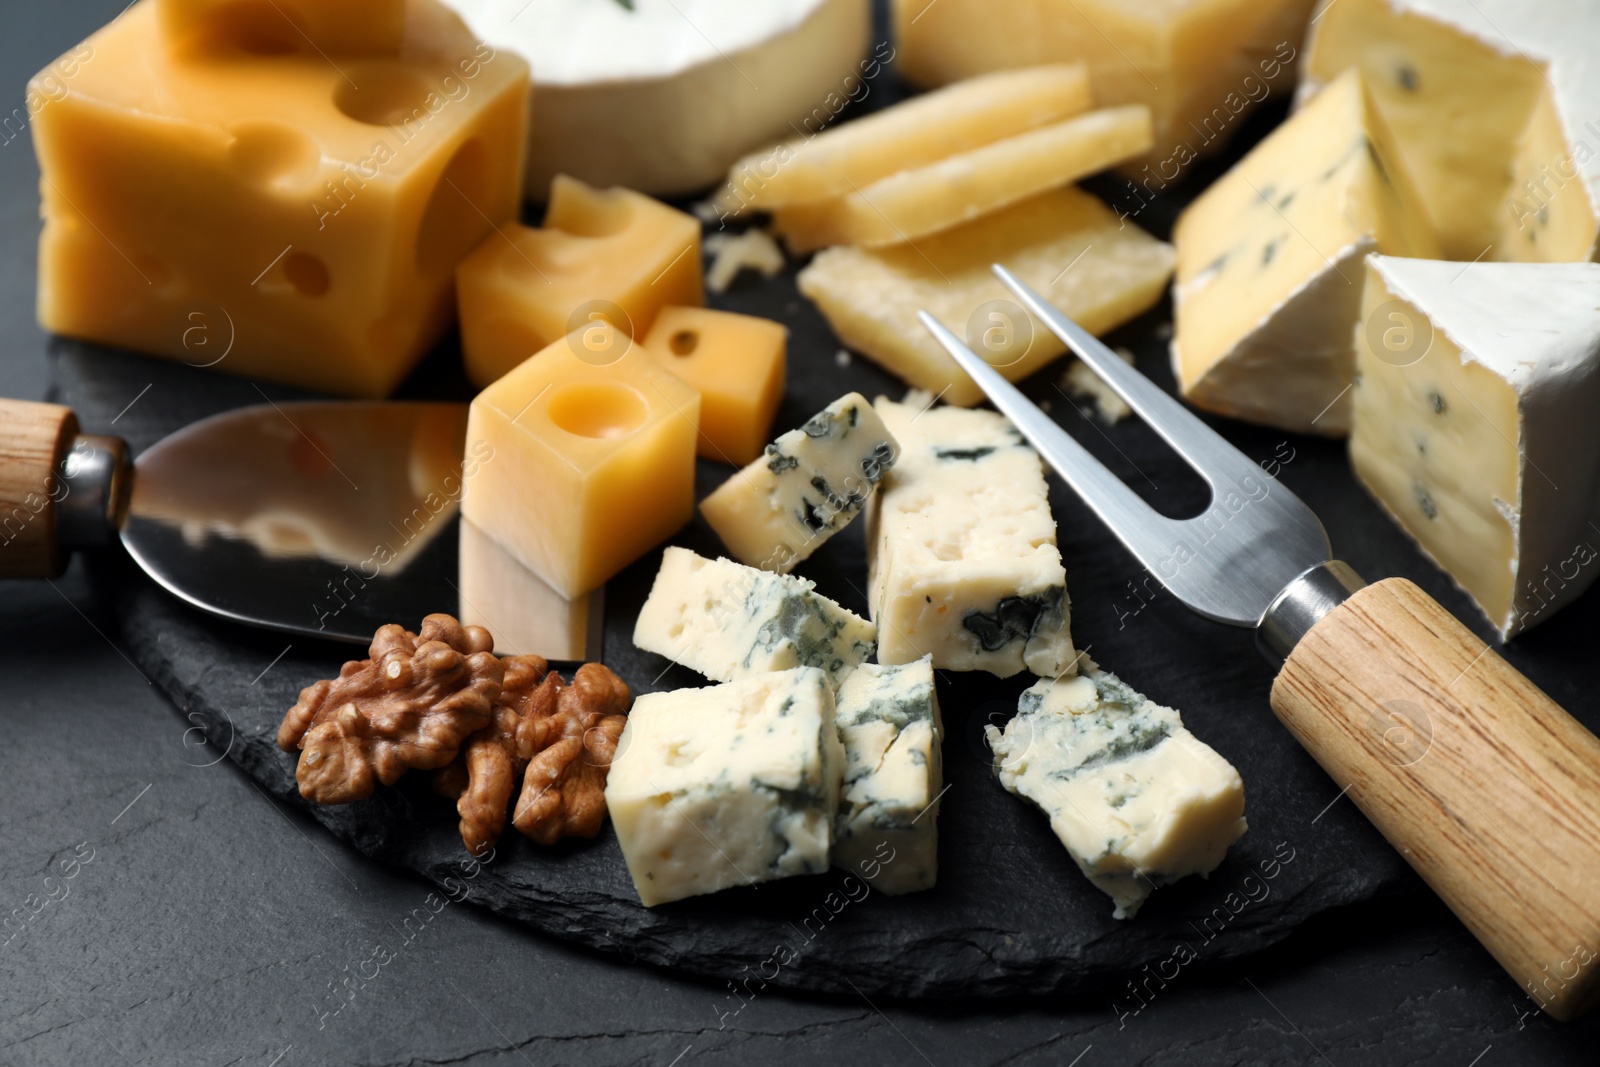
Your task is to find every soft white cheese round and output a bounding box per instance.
[445,0,872,197]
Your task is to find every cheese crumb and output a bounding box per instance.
[1062,347,1134,424]
[704,229,786,294]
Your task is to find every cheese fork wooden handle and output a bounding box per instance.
[0,398,80,579]
[1272,577,1600,1021]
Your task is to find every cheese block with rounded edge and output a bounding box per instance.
[770,105,1153,253]
[606,667,844,907]
[1351,256,1600,639]
[700,393,899,574]
[723,65,1092,214]
[987,659,1247,920]
[868,397,1073,679]
[444,0,871,198]
[1301,0,1600,263]
[892,0,1314,176]
[1171,69,1438,436]
[797,186,1174,407]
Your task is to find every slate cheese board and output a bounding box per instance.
[43,91,1600,1001]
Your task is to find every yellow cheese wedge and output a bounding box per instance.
[31,0,527,398]
[158,0,405,56]
[723,65,1092,213]
[460,322,700,599]
[640,306,787,467]
[1171,69,1438,436]
[455,175,704,388]
[892,0,1315,174]
[797,186,1173,406]
[770,105,1153,253]
[1302,0,1600,263]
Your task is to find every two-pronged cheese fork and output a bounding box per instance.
[922,266,1600,1021]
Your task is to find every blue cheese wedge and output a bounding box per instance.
[633,547,875,687]
[987,660,1247,919]
[867,396,1073,678]
[605,668,845,906]
[832,657,943,894]
[700,392,899,573]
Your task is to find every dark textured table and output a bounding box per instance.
[5,3,1600,1064]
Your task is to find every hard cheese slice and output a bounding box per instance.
[1351,256,1600,638]
[1171,68,1438,436]
[833,657,943,895]
[797,187,1173,406]
[723,64,1092,212]
[868,398,1073,679]
[700,392,899,573]
[987,660,1247,920]
[770,105,1153,252]
[892,0,1315,173]
[1303,0,1600,262]
[633,547,876,688]
[606,668,844,906]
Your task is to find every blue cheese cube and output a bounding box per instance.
[701,392,899,573]
[633,547,875,688]
[867,397,1074,678]
[605,668,845,906]
[987,660,1247,919]
[833,657,943,895]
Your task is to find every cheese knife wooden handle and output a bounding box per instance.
[0,397,128,579]
[1271,577,1600,1021]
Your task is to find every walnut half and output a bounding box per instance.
[278,615,502,804]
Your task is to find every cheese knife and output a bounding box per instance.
[0,398,602,661]
[921,265,1600,1021]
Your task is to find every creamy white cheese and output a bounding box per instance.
[832,657,942,895]
[987,660,1247,919]
[606,668,844,906]
[700,392,899,574]
[867,397,1073,678]
[633,547,876,687]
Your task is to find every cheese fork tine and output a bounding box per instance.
[919,276,1600,1023]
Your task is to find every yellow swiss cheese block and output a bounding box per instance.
[456,175,704,388]
[892,0,1314,175]
[1171,69,1438,436]
[797,186,1173,406]
[461,322,699,600]
[158,0,405,56]
[770,105,1153,253]
[31,0,527,398]
[640,307,787,468]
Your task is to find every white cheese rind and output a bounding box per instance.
[867,398,1073,679]
[832,657,943,895]
[1354,256,1600,636]
[633,547,876,687]
[987,662,1247,919]
[444,0,872,197]
[700,392,899,573]
[605,668,844,906]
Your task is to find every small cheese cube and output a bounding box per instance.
[606,668,845,906]
[724,65,1092,212]
[456,517,597,662]
[988,661,1247,919]
[868,399,1073,679]
[1352,256,1600,638]
[771,105,1153,253]
[797,187,1173,406]
[456,176,704,388]
[640,306,787,467]
[892,0,1315,173]
[31,0,528,397]
[699,393,898,573]
[633,547,875,689]
[461,323,699,599]
[833,658,943,895]
[158,0,404,56]
[1171,69,1438,436]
